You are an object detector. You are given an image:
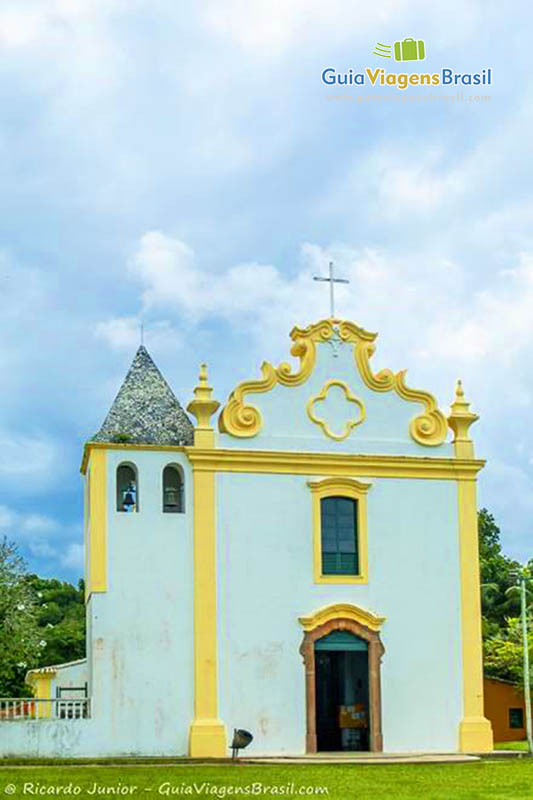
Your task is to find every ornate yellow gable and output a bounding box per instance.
[219,318,448,446]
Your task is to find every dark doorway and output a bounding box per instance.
[315,631,369,752]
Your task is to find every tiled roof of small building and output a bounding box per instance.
[92,346,194,446]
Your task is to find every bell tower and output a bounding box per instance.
[81,345,196,755]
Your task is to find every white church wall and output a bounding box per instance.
[86,448,194,756]
[217,471,463,754]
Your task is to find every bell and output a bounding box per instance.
[164,485,179,508]
[122,481,137,512]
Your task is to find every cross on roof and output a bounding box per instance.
[313,261,349,318]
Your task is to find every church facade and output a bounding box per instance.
[1,318,493,757]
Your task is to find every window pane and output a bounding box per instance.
[509,708,524,729]
[322,552,339,575]
[320,496,358,575]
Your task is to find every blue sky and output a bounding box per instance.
[1,1,532,581]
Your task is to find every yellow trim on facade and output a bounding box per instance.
[188,466,227,757]
[218,320,329,437]
[81,441,186,475]
[187,363,220,449]
[87,448,107,598]
[456,478,493,753]
[185,448,485,481]
[218,318,448,446]
[353,338,448,447]
[448,380,479,459]
[299,603,385,633]
[27,671,56,718]
[307,379,365,441]
[308,478,371,584]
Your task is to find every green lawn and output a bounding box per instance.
[495,741,529,751]
[0,761,533,800]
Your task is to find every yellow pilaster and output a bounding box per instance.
[87,448,107,598]
[449,381,493,752]
[28,672,56,718]
[187,365,227,757]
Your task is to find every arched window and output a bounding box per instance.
[162,465,184,513]
[320,496,358,575]
[116,463,139,513]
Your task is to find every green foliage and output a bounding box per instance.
[479,508,521,627]
[479,509,533,686]
[484,616,533,686]
[111,433,134,443]
[0,538,86,697]
[26,575,86,668]
[0,538,42,696]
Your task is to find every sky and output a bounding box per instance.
[1,0,532,581]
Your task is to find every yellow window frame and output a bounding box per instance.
[308,477,371,584]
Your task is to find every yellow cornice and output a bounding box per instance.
[80,441,187,475]
[299,603,386,633]
[218,318,448,446]
[184,447,485,480]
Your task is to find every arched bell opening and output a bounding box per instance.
[162,464,185,513]
[116,463,139,513]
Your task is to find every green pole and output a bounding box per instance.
[521,574,533,754]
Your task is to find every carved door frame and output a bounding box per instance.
[300,617,384,753]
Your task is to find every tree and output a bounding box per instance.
[479,509,533,694]
[26,575,86,667]
[0,539,42,696]
[484,616,533,686]
[479,509,521,631]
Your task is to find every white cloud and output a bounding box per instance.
[0,503,84,573]
[29,539,58,559]
[0,0,126,48]
[0,505,17,530]
[0,432,59,482]
[125,231,467,355]
[0,505,58,539]
[60,543,84,570]
[422,254,533,365]
[95,315,182,352]
[376,152,466,216]
[95,316,142,349]
[121,231,533,437]
[20,515,58,534]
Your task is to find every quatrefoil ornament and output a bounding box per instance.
[307,379,366,441]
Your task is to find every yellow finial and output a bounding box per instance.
[187,362,220,448]
[448,379,478,459]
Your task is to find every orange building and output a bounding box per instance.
[484,677,526,743]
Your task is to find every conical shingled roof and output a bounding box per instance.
[93,346,194,446]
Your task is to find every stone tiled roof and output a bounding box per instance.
[92,346,194,446]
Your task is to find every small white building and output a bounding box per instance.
[1,317,493,757]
